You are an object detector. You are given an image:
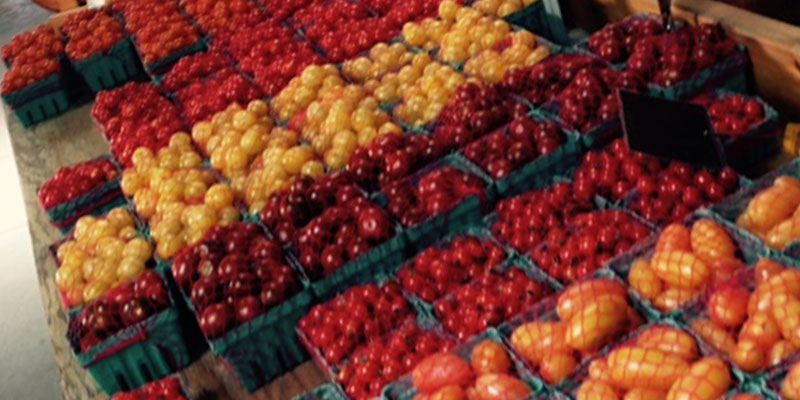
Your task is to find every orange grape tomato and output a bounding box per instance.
[707,284,749,328]
[755,258,784,285]
[656,224,691,252]
[739,312,780,349]
[539,352,577,384]
[556,278,626,320]
[784,361,800,400]
[635,326,698,361]
[412,353,474,395]
[470,340,511,376]
[588,358,613,384]
[607,347,689,391]
[689,219,736,265]
[628,259,663,301]
[730,339,766,372]
[665,357,730,400]
[576,379,620,400]
[622,388,666,400]
[510,322,569,364]
[430,385,466,400]
[473,373,531,400]
[650,251,710,289]
[768,340,797,366]
[653,287,699,312]
[710,258,747,285]
[565,298,629,351]
[690,318,736,355]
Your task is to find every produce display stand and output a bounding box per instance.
[4,0,800,399]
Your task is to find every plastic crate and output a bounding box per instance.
[68,272,192,395]
[73,37,144,93]
[646,45,750,101]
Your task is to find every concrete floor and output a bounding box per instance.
[0,1,63,399]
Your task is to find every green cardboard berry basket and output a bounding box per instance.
[503,0,569,46]
[67,271,192,395]
[304,228,410,301]
[73,37,144,93]
[646,45,750,101]
[707,158,800,258]
[381,328,545,400]
[374,154,497,254]
[706,89,781,172]
[608,210,763,322]
[142,40,206,77]
[293,384,347,400]
[2,65,82,128]
[496,268,649,394]
[674,249,800,387]
[163,253,313,393]
[560,320,746,398]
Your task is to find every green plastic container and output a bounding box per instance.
[43,169,124,232]
[646,46,750,101]
[293,384,347,400]
[73,37,144,93]
[208,289,313,392]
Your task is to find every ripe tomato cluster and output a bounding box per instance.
[71,270,169,353]
[293,195,394,279]
[690,259,800,373]
[576,139,739,225]
[174,72,263,125]
[92,82,186,167]
[411,341,533,400]
[491,181,596,254]
[38,158,118,209]
[434,267,552,340]
[337,321,454,400]
[574,325,731,400]
[160,51,233,93]
[298,282,412,364]
[0,25,63,94]
[396,235,506,302]
[624,23,739,88]
[586,16,665,63]
[694,92,767,135]
[61,9,125,62]
[111,0,200,65]
[737,175,800,250]
[383,165,487,227]
[172,223,299,339]
[220,21,324,97]
[511,278,642,385]
[346,133,445,192]
[432,83,521,151]
[111,377,187,400]
[530,209,652,283]
[462,115,565,180]
[179,0,262,37]
[291,0,398,62]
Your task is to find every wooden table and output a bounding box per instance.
[4,104,327,400]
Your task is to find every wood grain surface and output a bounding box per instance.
[3,104,326,400]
